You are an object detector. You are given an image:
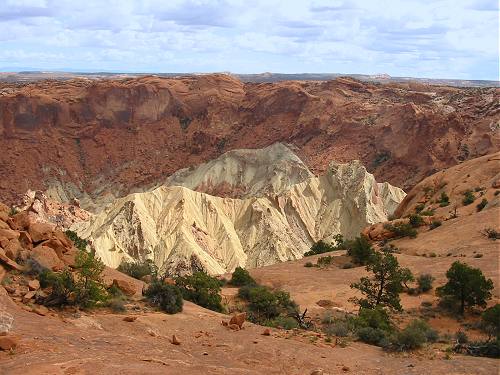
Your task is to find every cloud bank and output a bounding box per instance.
[1,0,498,79]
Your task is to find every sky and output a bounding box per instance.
[0,0,498,80]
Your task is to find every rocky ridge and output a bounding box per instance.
[73,145,405,275]
[1,74,498,207]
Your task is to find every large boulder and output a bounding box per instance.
[0,229,19,241]
[112,279,137,296]
[28,222,55,243]
[0,335,18,351]
[40,238,68,259]
[4,238,22,261]
[6,211,30,231]
[30,245,65,271]
[0,248,24,271]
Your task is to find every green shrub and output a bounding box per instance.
[481,304,500,339]
[108,297,127,313]
[385,319,437,351]
[267,316,299,330]
[439,192,450,207]
[345,235,374,265]
[9,207,18,216]
[324,321,350,337]
[384,222,417,239]
[39,250,108,308]
[304,240,334,256]
[476,198,488,212]
[409,214,424,228]
[228,266,256,287]
[64,230,88,252]
[117,259,157,280]
[462,190,475,206]
[416,274,434,293]
[481,228,500,240]
[353,307,393,332]
[237,285,298,323]
[176,272,224,312]
[420,209,435,216]
[144,281,183,314]
[317,255,334,267]
[415,203,425,213]
[429,220,442,230]
[357,327,387,345]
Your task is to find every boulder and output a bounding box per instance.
[262,328,271,336]
[30,246,65,271]
[112,279,137,296]
[0,229,19,241]
[53,229,72,248]
[28,279,40,291]
[23,290,36,303]
[0,335,18,351]
[0,248,24,271]
[18,231,32,249]
[229,312,246,329]
[28,222,54,243]
[0,219,9,229]
[4,239,22,261]
[7,211,29,231]
[60,247,79,267]
[40,238,67,258]
[123,316,137,322]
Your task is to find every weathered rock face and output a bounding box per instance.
[73,146,405,275]
[0,75,498,208]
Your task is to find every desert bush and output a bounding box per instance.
[462,190,475,206]
[415,203,425,213]
[342,262,354,269]
[237,285,298,324]
[439,192,450,207]
[108,297,127,313]
[324,321,350,337]
[420,209,435,216]
[267,316,299,330]
[476,198,488,212]
[416,274,435,293]
[384,222,417,239]
[144,281,183,314]
[345,235,374,265]
[429,252,437,257]
[429,220,442,230]
[39,249,108,308]
[304,262,314,268]
[437,261,493,314]
[385,319,437,351]
[481,228,500,240]
[117,259,157,280]
[228,266,256,287]
[409,214,424,228]
[481,304,500,339]
[64,230,88,252]
[358,327,387,345]
[176,272,224,312]
[304,235,343,256]
[316,255,334,267]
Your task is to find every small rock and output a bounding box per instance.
[202,352,208,356]
[342,366,350,372]
[311,370,323,375]
[262,328,271,336]
[0,335,18,351]
[171,335,181,345]
[23,290,36,302]
[123,316,137,322]
[228,324,240,331]
[28,279,40,291]
[229,312,246,329]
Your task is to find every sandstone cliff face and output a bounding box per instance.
[73,147,405,275]
[0,75,498,207]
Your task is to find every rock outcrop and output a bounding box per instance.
[0,75,498,208]
[73,147,405,275]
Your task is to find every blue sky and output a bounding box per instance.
[1,0,498,79]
